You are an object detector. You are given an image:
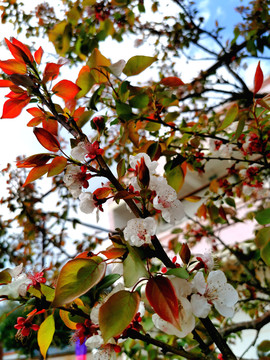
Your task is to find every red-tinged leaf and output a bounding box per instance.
[51,258,106,307]
[0,59,27,75]
[180,243,191,264]
[17,153,53,168]
[197,203,207,219]
[23,165,49,186]
[42,63,63,83]
[47,156,67,177]
[6,90,27,99]
[37,315,55,359]
[219,206,228,221]
[33,127,60,152]
[254,61,264,94]
[93,187,111,199]
[145,276,180,330]
[27,107,45,117]
[161,76,185,87]
[101,247,127,259]
[42,117,58,136]
[9,38,34,63]
[184,195,201,202]
[0,79,13,87]
[1,97,30,119]
[27,117,43,127]
[52,80,81,102]
[34,46,43,64]
[99,290,140,344]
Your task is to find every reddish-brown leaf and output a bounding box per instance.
[197,203,207,219]
[33,127,60,152]
[161,76,185,87]
[23,165,49,186]
[27,107,45,117]
[43,63,63,83]
[42,118,58,136]
[47,156,67,177]
[17,153,53,168]
[254,61,264,94]
[0,59,27,75]
[1,97,30,118]
[145,276,180,330]
[52,80,81,102]
[34,46,43,64]
[180,243,191,264]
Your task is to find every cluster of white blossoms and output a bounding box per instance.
[123,153,184,247]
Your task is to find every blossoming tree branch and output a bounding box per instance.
[0,1,270,359]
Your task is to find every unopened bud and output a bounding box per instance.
[180,243,191,264]
[91,116,105,133]
[138,157,150,188]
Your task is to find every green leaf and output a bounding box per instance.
[88,85,104,111]
[123,245,149,287]
[38,315,55,359]
[255,208,270,225]
[233,118,245,141]
[0,270,12,284]
[95,274,121,293]
[99,290,140,343]
[40,284,55,302]
[261,242,270,266]
[77,110,93,128]
[225,197,236,208]
[257,340,270,352]
[117,158,126,179]
[129,93,149,108]
[51,258,106,307]
[165,164,184,193]
[218,104,238,131]
[165,268,189,279]
[255,227,270,248]
[116,101,132,118]
[123,56,157,77]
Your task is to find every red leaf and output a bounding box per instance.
[93,187,111,199]
[145,276,180,330]
[254,61,264,94]
[0,79,13,87]
[101,247,127,259]
[42,117,58,136]
[42,63,62,83]
[5,38,33,64]
[1,97,30,118]
[0,59,27,75]
[33,127,60,152]
[17,153,53,168]
[27,107,45,117]
[161,76,185,87]
[52,80,81,102]
[34,47,43,64]
[23,165,49,186]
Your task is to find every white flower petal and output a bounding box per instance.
[207,270,227,290]
[79,192,95,214]
[191,294,211,318]
[170,277,192,299]
[192,272,207,295]
[85,334,104,349]
[123,217,156,247]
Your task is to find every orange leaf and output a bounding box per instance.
[93,187,111,199]
[23,164,49,186]
[0,59,27,75]
[17,153,53,168]
[161,76,185,87]
[197,203,207,219]
[0,79,13,87]
[1,97,30,118]
[52,80,81,102]
[27,107,45,117]
[184,195,201,202]
[34,46,43,64]
[101,247,127,259]
[254,61,264,94]
[42,117,58,136]
[145,276,180,330]
[33,127,60,152]
[43,62,62,83]
[47,156,67,177]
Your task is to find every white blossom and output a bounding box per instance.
[152,297,195,338]
[79,192,95,214]
[169,277,192,299]
[63,165,83,198]
[195,252,215,271]
[123,217,157,247]
[71,142,88,162]
[191,270,238,318]
[0,265,32,299]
